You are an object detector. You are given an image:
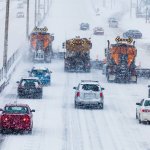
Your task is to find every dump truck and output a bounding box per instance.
[63,37,92,72]
[104,36,137,83]
[29,27,54,63]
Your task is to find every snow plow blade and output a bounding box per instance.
[136,68,150,78]
[90,60,103,69]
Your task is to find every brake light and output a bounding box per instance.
[22,115,30,123]
[2,115,9,122]
[76,92,80,97]
[141,109,150,112]
[100,92,103,97]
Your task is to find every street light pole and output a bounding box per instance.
[35,0,37,26]
[3,0,10,77]
[26,0,29,39]
[38,0,40,26]
[44,0,46,15]
[130,0,132,17]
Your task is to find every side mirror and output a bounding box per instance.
[50,71,52,73]
[101,87,105,90]
[73,87,77,90]
[16,81,20,84]
[31,109,35,112]
[28,71,31,73]
[136,102,141,106]
[148,85,150,88]
[0,108,3,111]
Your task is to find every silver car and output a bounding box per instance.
[73,80,104,109]
[136,98,150,124]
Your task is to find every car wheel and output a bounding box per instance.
[28,129,32,134]
[139,115,142,124]
[136,110,138,119]
[75,101,78,108]
[100,103,104,109]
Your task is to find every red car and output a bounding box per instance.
[0,104,35,134]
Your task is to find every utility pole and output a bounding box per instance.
[38,0,40,26]
[26,0,29,39]
[103,0,106,7]
[3,0,10,77]
[111,0,112,9]
[35,0,37,26]
[130,0,132,17]
[44,0,46,15]
[47,0,49,13]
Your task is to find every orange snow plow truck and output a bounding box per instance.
[29,27,54,63]
[63,36,92,72]
[104,36,137,83]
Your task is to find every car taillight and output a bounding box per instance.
[100,92,103,97]
[2,115,9,122]
[76,92,80,97]
[22,115,30,123]
[141,109,150,112]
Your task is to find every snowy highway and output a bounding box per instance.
[0,0,150,150]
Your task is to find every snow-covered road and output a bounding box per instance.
[0,0,150,149]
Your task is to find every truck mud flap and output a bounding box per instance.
[107,74,116,82]
[136,68,150,78]
[130,76,137,83]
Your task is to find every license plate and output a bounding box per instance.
[84,93,95,99]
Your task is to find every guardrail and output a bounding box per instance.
[0,48,20,93]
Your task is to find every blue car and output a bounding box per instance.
[123,30,142,39]
[28,67,52,85]
[80,23,89,30]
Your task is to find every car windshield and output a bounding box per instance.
[81,84,99,91]
[32,70,48,76]
[21,79,39,87]
[144,100,150,106]
[4,106,29,114]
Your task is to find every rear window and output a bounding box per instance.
[81,84,99,91]
[31,69,48,76]
[21,79,40,87]
[144,100,150,106]
[4,106,29,114]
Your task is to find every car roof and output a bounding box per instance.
[144,98,150,101]
[32,67,48,71]
[21,77,39,80]
[80,80,99,85]
[4,104,30,107]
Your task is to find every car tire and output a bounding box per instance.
[136,111,138,119]
[139,115,142,124]
[28,129,32,134]
[100,103,104,109]
[75,101,78,108]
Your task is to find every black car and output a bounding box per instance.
[17,77,43,99]
[80,23,89,30]
[123,30,142,39]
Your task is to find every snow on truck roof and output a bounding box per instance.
[5,104,30,107]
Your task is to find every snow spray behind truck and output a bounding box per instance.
[29,27,54,63]
[63,36,92,72]
[105,36,137,83]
